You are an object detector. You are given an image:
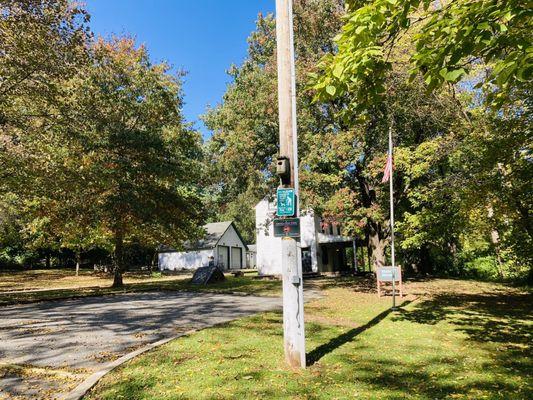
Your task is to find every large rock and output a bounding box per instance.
[191,265,226,285]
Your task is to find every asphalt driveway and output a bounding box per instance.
[0,291,281,399]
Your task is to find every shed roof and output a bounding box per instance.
[187,221,248,251]
[158,221,248,253]
[195,221,233,249]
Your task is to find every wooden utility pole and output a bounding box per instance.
[276,0,306,368]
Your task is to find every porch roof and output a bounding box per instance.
[317,232,355,245]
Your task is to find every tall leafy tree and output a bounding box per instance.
[304,65,462,269]
[0,0,89,118]
[204,0,344,242]
[0,0,91,268]
[312,0,532,276]
[53,38,205,286]
[0,0,89,170]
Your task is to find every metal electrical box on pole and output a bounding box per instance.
[275,0,306,368]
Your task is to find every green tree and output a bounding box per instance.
[312,0,532,110]
[312,0,532,277]
[0,0,89,117]
[203,0,344,242]
[451,97,532,279]
[304,66,462,269]
[55,38,205,286]
[0,0,89,175]
[0,0,91,269]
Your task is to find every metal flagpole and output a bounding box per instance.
[388,125,397,310]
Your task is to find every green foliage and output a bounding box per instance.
[203,0,345,241]
[308,0,532,278]
[150,271,163,279]
[312,0,532,111]
[463,256,502,281]
[0,3,206,283]
[0,0,90,120]
[305,59,464,268]
[57,38,205,284]
[411,0,532,102]
[1,0,530,283]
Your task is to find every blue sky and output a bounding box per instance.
[85,0,275,137]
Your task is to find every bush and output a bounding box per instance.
[463,256,500,281]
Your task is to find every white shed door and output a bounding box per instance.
[218,246,229,269]
[231,247,242,269]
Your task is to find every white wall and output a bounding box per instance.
[255,199,318,275]
[217,224,246,269]
[300,211,319,272]
[246,251,257,268]
[158,249,214,271]
[257,234,283,275]
[256,199,282,275]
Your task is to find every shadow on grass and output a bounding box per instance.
[393,291,532,344]
[306,275,378,294]
[307,300,412,366]
[337,352,529,399]
[393,290,533,391]
[0,276,282,306]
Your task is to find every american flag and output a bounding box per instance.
[382,153,393,183]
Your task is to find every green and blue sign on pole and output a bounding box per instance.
[277,188,295,217]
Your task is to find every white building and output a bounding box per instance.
[255,198,357,276]
[158,221,248,271]
[246,244,257,268]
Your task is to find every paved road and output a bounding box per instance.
[0,291,281,399]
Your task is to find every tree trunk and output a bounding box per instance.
[367,245,371,272]
[45,253,51,269]
[419,246,432,274]
[112,229,124,287]
[490,230,504,279]
[75,250,81,277]
[150,251,157,274]
[356,171,388,271]
[487,205,504,279]
[368,223,386,270]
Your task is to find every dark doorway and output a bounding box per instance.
[301,247,312,273]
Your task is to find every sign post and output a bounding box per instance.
[376,266,403,300]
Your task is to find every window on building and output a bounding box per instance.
[320,219,327,234]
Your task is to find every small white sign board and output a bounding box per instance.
[376,266,403,298]
[377,266,401,282]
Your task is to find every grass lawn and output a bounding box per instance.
[0,269,188,292]
[0,269,281,305]
[86,277,532,400]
